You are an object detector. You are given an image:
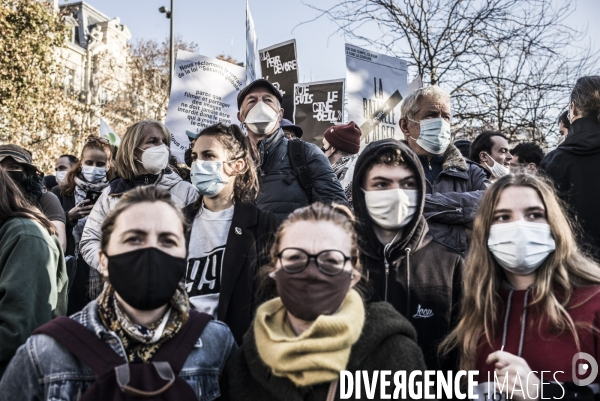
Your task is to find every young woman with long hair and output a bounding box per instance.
[184,122,278,344]
[0,169,68,377]
[52,136,115,314]
[441,173,600,400]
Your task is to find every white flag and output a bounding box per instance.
[245,0,259,84]
[99,118,121,147]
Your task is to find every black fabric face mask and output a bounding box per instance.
[275,264,352,321]
[107,247,186,311]
[6,170,24,184]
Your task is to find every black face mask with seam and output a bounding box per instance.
[107,247,186,311]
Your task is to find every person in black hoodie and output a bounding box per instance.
[184,123,278,345]
[352,138,464,370]
[540,76,600,259]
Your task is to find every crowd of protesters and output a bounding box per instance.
[0,75,599,401]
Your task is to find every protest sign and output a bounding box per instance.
[345,43,408,145]
[293,79,345,145]
[259,39,299,121]
[245,0,258,84]
[165,49,245,162]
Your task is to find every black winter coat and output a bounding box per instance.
[51,186,91,315]
[419,143,490,254]
[183,200,278,344]
[352,139,464,370]
[256,128,348,221]
[540,116,600,258]
[220,302,426,401]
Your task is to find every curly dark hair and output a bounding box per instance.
[193,123,258,203]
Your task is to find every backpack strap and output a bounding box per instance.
[33,316,124,378]
[151,310,212,373]
[286,140,313,203]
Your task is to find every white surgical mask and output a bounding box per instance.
[55,170,67,184]
[363,188,419,230]
[487,221,556,275]
[409,118,451,155]
[81,166,106,183]
[190,160,229,198]
[244,101,280,135]
[484,152,509,178]
[137,144,169,174]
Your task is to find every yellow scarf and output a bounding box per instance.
[254,289,365,387]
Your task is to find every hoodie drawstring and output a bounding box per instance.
[405,248,412,317]
[501,288,531,357]
[382,231,402,302]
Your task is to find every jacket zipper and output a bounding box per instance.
[383,242,392,302]
[428,161,432,171]
[144,176,149,184]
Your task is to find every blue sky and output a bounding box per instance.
[64,0,600,83]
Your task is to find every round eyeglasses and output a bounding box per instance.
[276,248,353,276]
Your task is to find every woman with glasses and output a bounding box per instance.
[52,136,114,314]
[221,202,425,401]
[184,123,277,345]
[79,121,198,298]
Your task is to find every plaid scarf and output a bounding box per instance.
[97,283,190,363]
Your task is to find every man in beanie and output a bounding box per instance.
[237,78,347,220]
[322,121,361,208]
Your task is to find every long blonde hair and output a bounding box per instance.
[115,121,171,180]
[440,173,600,371]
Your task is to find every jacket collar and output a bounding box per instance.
[257,128,284,154]
[559,116,600,155]
[441,143,468,172]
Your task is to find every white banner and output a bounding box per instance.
[165,50,246,162]
[245,0,258,84]
[345,43,408,145]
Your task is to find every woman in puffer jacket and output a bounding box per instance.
[80,121,198,297]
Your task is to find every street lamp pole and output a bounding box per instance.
[159,1,175,91]
[169,0,174,91]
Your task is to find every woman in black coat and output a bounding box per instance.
[52,136,114,314]
[184,123,277,344]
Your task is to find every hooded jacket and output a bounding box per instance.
[474,284,600,400]
[352,139,464,370]
[255,128,348,221]
[420,143,490,254]
[79,171,198,270]
[220,302,426,401]
[540,116,600,258]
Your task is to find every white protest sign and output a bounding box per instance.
[345,43,408,145]
[245,0,259,84]
[165,50,245,162]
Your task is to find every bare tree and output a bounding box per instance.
[305,0,599,146]
[100,36,199,134]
